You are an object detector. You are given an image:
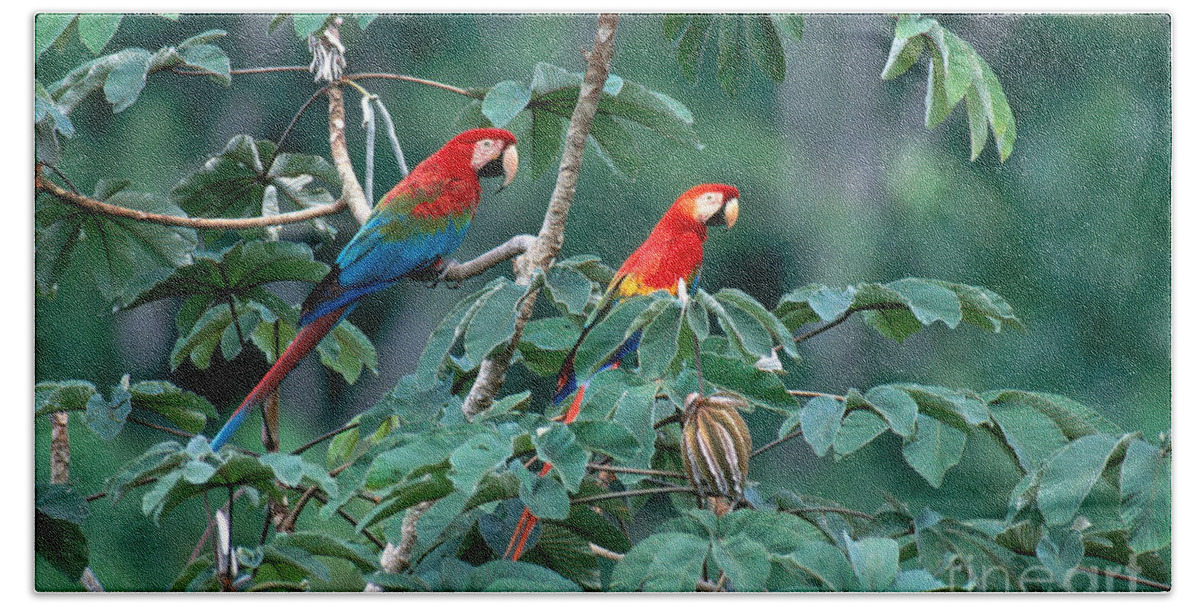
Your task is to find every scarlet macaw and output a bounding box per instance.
[505,183,740,560]
[209,128,519,450]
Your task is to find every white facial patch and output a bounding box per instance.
[694,191,725,223]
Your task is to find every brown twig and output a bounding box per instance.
[571,484,696,505]
[50,412,70,484]
[291,421,360,455]
[35,165,348,230]
[439,234,537,284]
[751,428,805,459]
[784,506,876,521]
[587,463,688,479]
[461,13,620,418]
[345,72,476,98]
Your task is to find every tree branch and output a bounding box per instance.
[346,73,477,98]
[438,234,536,283]
[35,164,348,230]
[326,86,373,225]
[461,13,620,418]
[571,484,696,505]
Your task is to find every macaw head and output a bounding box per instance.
[447,128,520,189]
[675,183,740,230]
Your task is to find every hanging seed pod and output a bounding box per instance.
[680,392,753,500]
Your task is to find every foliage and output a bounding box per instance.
[33,12,1167,594]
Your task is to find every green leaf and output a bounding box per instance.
[35,380,97,415]
[611,532,709,591]
[469,560,581,592]
[1036,528,1084,585]
[715,16,750,97]
[701,290,772,359]
[77,14,122,54]
[365,425,477,488]
[103,48,153,113]
[129,380,218,433]
[83,381,131,440]
[571,420,641,461]
[863,385,918,438]
[1119,439,1171,553]
[448,430,512,493]
[674,15,714,83]
[881,36,924,80]
[697,351,797,414]
[636,298,683,379]
[833,408,888,459]
[771,14,804,42]
[844,534,899,591]
[272,531,377,573]
[774,283,853,329]
[517,317,577,376]
[588,113,640,178]
[718,509,827,554]
[317,320,379,384]
[35,511,89,580]
[798,395,845,458]
[887,278,961,329]
[771,542,856,591]
[1037,434,1124,527]
[984,390,1120,440]
[518,466,570,520]
[988,396,1068,472]
[35,14,76,59]
[529,109,566,178]
[414,282,498,385]
[713,534,771,591]
[171,135,336,219]
[533,423,589,492]
[715,288,797,358]
[357,473,455,532]
[481,80,532,128]
[898,383,989,430]
[602,81,703,150]
[461,278,528,368]
[291,13,331,38]
[545,264,593,316]
[745,15,786,82]
[902,414,967,487]
[36,484,90,524]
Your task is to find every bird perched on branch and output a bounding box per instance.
[505,183,740,560]
[209,128,519,450]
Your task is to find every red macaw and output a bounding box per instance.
[505,183,740,560]
[209,128,519,450]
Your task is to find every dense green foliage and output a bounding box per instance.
[34,13,1169,592]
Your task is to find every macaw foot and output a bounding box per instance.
[409,259,463,289]
[436,261,465,290]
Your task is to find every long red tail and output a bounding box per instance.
[208,309,343,450]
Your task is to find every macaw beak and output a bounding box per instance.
[500,145,519,191]
[705,197,739,229]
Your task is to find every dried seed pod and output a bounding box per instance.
[680,392,752,500]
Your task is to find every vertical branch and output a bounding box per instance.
[50,412,70,484]
[364,500,434,592]
[462,13,620,418]
[327,85,373,225]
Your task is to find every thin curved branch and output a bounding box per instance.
[462,13,620,418]
[571,484,696,505]
[345,72,477,98]
[751,428,805,459]
[35,165,348,229]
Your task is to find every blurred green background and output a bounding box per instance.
[35,13,1170,590]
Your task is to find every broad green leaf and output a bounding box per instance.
[518,466,570,520]
[833,408,888,459]
[366,425,478,488]
[984,390,1120,440]
[317,320,378,384]
[774,283,853,329]
[516,317,577,376]
[713,534,771,591]
[481,80,532,128]
[1037,434,1123,527]
[129,380,218,433]
[988,397,1068,471]
[715,288,797,358]
[35,511,89,580]
[1119,439,1171,553]
[674,15,714,83]
[863,385,918,438]
[570,420,640,461]
[745,15,786,82]
[601,81,703,150]
[36,484,90,524]
[529,109,566,178]
[715,16,750,97]
[845,534,899,591]
[448,430,512,493]
[1036,528,1084,585]
[771,14,804,42]
[898,383,989,430]
[544,264,593,316]
[887,278,962,329]
[415,281,499,385]
[717,509,828,553]
[533,423,588,492]
[636,298,683,379]
[881,35,924,80]
[77,14,122,54]
[469,560,581,592]
[698,351,797,414]
[103,48,153,113]
[261,544,331,581]
[902,414,967,487]
[291,14,331,38]
[273,531,377,573]
[36,14,75,59]
[588,114,640,177]
[461,279,528,368]
[799,395,845,457]
[357,473,455,532]
[35,380,97,415]
[611,532,709,592]
[771,541,856,591]
[83,382,131,440]
[701,290,772,359]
